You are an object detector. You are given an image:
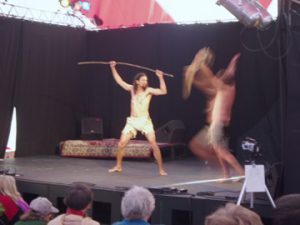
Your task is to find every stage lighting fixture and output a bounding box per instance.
[216,0,272,29]
[254,1,273,29]
[71,1,91,12]
[79,1,91,11]
[59,0,70,8]
[60,0,91,12]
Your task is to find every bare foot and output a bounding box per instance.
[108,166,122,173]
[232,176,245,183]
[160,170,168,176]
[217,175,231,183]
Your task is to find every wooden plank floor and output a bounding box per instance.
[0,155,243,198]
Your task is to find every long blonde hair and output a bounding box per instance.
[0,175,22,202]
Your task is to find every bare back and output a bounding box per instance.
[208,83,236,126]
[190,52,239,126]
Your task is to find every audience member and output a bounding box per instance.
[0,175,30,213]
[14,197,58,225]
[112,186,155,225]
[272,193,300,225]
[48,183,100,225]
[0,175,27,225]
[205,203,263,225]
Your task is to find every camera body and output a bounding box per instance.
[241,137,261,163]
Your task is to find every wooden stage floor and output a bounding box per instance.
[0,155,243,197]
[0,155,273,225]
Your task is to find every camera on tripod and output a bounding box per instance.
[241,137,262,164]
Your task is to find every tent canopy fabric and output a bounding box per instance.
[82,0,275,29]
[1,0,277,30]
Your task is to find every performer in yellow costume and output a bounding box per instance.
[108,61,168,176]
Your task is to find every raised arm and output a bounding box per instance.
[196,52,240,90]
[218,53,240,84]
[183,47,220,99]
[190,56,222,96]
[148,70,167,96]
[109,61,132,91]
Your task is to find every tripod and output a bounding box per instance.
[237,163,276,208]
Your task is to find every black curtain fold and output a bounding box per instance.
[85,23,281,162]
[0,17,22,157]
[284,29,300,193]
[0,18,281,166]
[14,22,87,156]
[85,23,244,140]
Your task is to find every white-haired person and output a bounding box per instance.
[112,186,155,225]
[48,183,100,225]
[14,197,59,225]
[205,203,263,225]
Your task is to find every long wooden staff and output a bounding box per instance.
[78,61,174,78]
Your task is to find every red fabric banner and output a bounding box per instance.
[79,0,274,29]
[83,0,174,29]
[259,0,272,8]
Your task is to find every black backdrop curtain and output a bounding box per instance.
[0,18,281,166]
[0,18,22,158]
[1,20,86,156]
[284,28,300,193]
[84,23,281,165]
[14,21,87,157]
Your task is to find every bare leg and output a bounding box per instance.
[221,149,244,176]
[145,132,167,176]
[108,132,132,173]
[214,146,244,178]
[188,136,219,165]
[213,148,230,179]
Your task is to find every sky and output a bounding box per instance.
[157,0,277,23]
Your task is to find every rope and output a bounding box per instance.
[78,61,174,78]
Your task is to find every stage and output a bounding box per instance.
[0,156,273,225]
